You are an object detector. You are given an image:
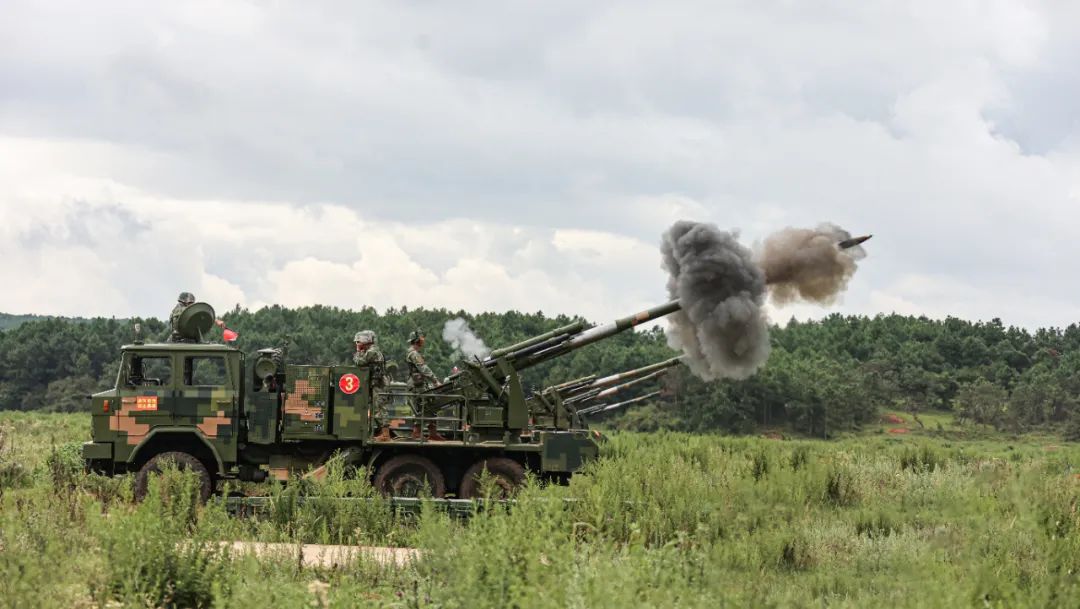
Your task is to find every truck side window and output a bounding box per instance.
[185,356,228,387]
[129,356,172,387]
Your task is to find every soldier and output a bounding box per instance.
[353,330,392,441]
[353,331,388,386]
[405,330,445,441]
[405,331,438,389]
[168,292,196,342]
[169,292,224,342]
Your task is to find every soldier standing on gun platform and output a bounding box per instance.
[406,330,446,441]
[353,331,392,441]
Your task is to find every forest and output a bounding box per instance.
[2,305,1079,437]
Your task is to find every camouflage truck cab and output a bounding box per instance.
[83,344,241,475]
[82,342,241,500]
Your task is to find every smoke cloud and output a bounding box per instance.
[661,221,771,381]
[661,220,869,381]
[442,318,492,359]
[757,223,866,305]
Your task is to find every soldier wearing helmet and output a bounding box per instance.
[405,330,445,441]
[168,292,224,343]
[405,330,438,390]
[352,330,388,388]
[353,330,392,441]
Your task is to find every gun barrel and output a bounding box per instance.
[565,368,671,405]
[515,300,682,371]
[565,356,681,397]
[488,320,588,359]
[564,301,682,351]
[548,374,598,394]
[578,369,669,403]
[580,390,662,416]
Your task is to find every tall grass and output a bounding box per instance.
[2,412,1080,607]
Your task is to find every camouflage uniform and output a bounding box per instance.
[405,346,438,390]
[353,344,388,388]
[353,331,391,440]
[406,340,444,439]
[168,303,187,341]
[168,292,195,342]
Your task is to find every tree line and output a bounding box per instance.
[1,306,1078,437]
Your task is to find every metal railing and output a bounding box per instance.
[372,389,471,441]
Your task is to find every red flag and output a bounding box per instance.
[223,328,239,342]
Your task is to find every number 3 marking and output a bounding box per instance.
[339,373,360,395]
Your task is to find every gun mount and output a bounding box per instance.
[422,301,683,431]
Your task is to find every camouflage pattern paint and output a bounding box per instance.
[246,390,278,445]
[86,343,243,467]
[539,431,600,473]
[331,366,369,440]
[282,365,330,438]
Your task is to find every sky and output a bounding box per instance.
[1,1,1079,329]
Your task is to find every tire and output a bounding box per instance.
[458,457,526,500]
[373,454,446,498]
[134,451,213,503]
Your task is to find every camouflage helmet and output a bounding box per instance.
[353,330,375,345]
[177,291,196,305]
[407,330,425,344]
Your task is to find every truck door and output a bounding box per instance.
[112,352,176,461]
[177,353,239,462]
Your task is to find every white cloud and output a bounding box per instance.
[0,150,666,322]
[1,2,1079,328]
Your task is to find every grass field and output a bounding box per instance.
[3,411,1080,608]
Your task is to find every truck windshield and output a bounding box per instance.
[127,355,172,387]
[184,356,228,387]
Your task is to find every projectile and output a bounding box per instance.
[837,234,872,250]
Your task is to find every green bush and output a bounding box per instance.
[44,440,83,491]
[824,465,860,507]
[899,444,942,473]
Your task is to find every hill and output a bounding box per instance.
[0,313,50,331]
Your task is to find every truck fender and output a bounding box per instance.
[129,427,226,475]
[366,447,390,473]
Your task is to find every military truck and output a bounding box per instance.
[83,300,682,500]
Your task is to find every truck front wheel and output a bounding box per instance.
[373,454,446,498]
[134,451,213,503]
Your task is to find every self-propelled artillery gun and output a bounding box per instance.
[83,300,685,500]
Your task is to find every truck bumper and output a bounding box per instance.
[82,441,112,472]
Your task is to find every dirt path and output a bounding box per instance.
[222,541,421,568]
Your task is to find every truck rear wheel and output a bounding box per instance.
[373,454,446,498]
[459,457,526,499]
[134,451,213,503]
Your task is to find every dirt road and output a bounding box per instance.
[222,541,421,568]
